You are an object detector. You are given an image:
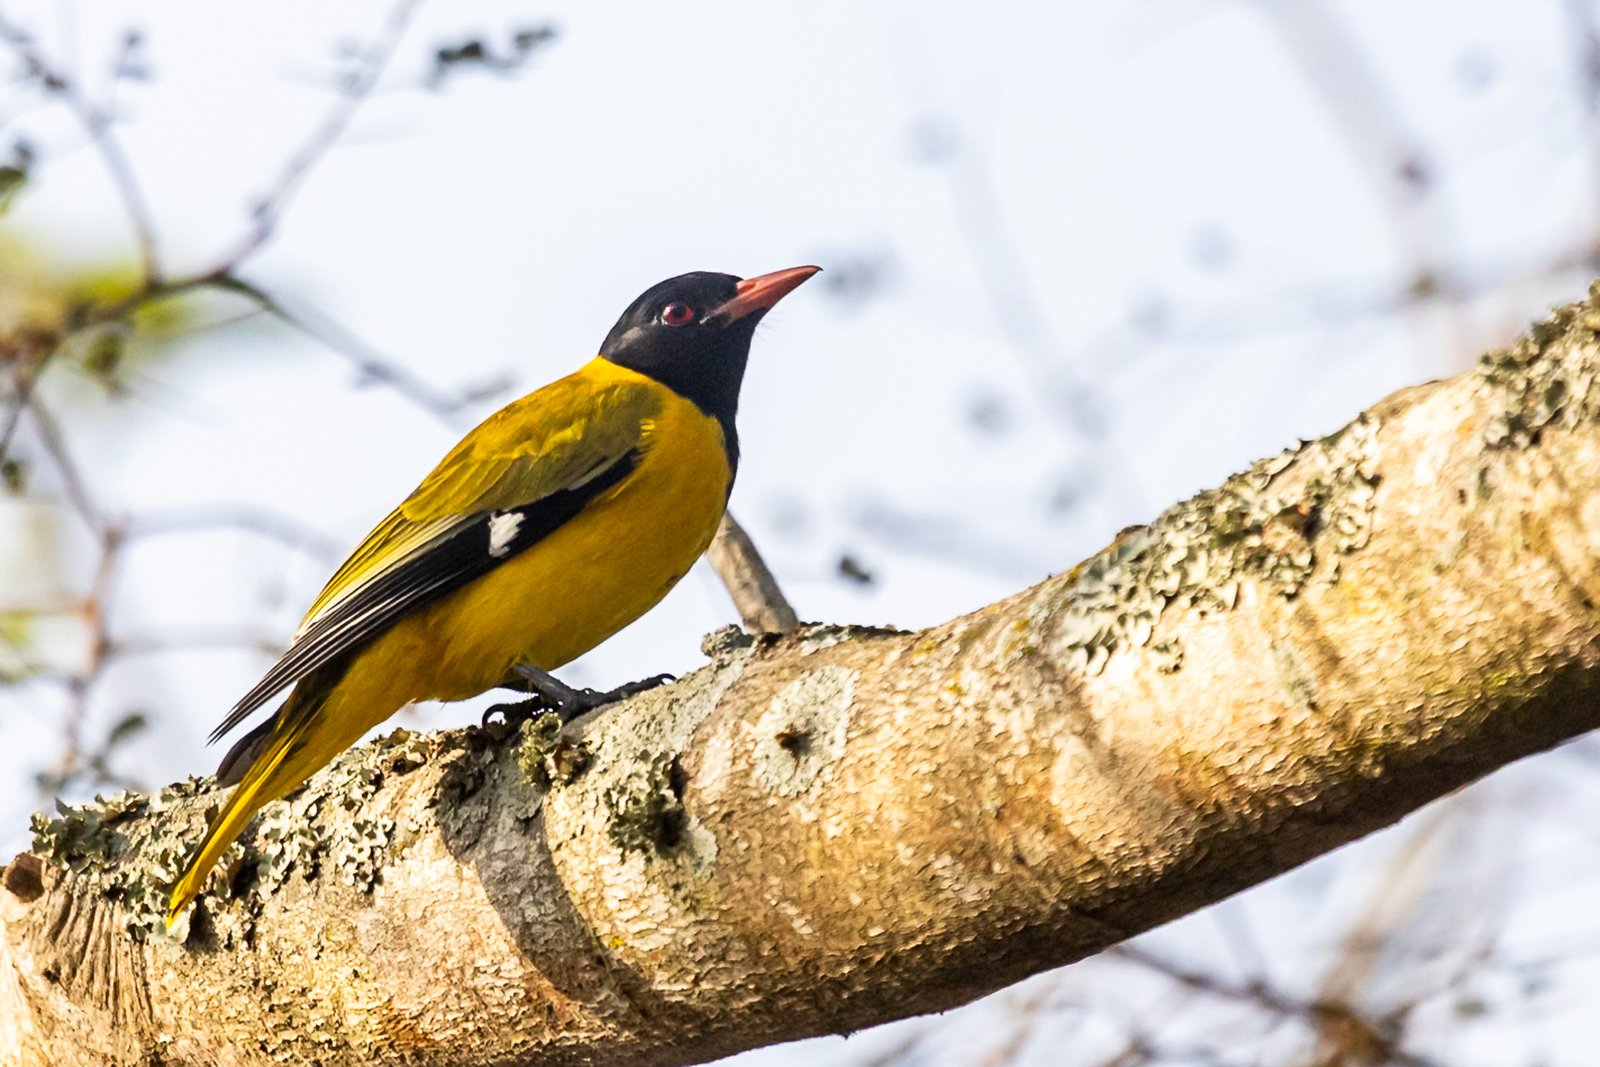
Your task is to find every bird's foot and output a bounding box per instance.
[493,665,675,725]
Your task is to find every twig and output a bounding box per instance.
[0,0,473,471]
[0,7,161,282]
[0,271,224,469]
[885,26,1147,518]
[1109,945,1448,1067]
[125,504,345,562]
[1245,0,1470,368]
[52,520,123,786]
[26,394,102,534]
[212,0,424,270]
[705,512,799,635]
[107,627,285,658]
[212,272,505,424]
[0,0,520,826]
[0,328,53,461]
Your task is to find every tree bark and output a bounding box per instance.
[6,287,1600,1067]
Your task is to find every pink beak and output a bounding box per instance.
[711,265,821,322]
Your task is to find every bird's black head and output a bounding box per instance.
[599,266,818,470]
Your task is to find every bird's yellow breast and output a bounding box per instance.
[329,359,732,715]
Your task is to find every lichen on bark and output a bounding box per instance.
[1481,280,1600,450]
[1043,411,1380,676]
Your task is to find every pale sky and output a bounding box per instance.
[2,2,1598,1063]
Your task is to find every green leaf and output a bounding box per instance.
[84,331,125,384]
[0,458,23,494]
[0,165,25,216]
[105,711,148,749]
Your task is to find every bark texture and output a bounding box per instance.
[7,288,1600,1066]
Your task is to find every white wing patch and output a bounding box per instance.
[488,511,525,558]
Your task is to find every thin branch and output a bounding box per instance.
[0,261,496,476]
[124,504,345,562]
[887,27,1107,444]
[705,512,799,634]
[25,395,102,534]
[51,520,123,787]
[0,0,441,466]
[0,271,222,469]
[0,330,53,462]
[885,28,1147,517]
[211,0,424,270]
[106,627,285,658]
[1309,809,1454,1061]
[0,7,161,282]
[1108,946,1447,1067]
[212,272,507,424]
[1245,0,1472,368]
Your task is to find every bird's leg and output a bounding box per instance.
[483,665,675,728]
[513,664,676,721]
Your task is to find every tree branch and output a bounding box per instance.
[705,512,800,635]
[8,286,1600,1065]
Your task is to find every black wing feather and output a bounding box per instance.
[208,449,639,744]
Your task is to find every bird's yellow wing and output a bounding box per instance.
[208,369,659,744]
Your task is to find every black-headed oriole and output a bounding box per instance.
[167,265,819,922]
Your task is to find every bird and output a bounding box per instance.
[166,265,820,923]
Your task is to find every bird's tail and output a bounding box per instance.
[166,672,344,925]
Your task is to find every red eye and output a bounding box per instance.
[661,302,696,326]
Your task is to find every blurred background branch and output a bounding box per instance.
[0,0,532,810]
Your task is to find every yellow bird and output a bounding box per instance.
[167,265,819,922]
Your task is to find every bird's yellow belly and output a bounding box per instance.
[340,397,731,711]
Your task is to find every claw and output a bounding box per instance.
[481,697,554,741]
[609,672,675,701]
